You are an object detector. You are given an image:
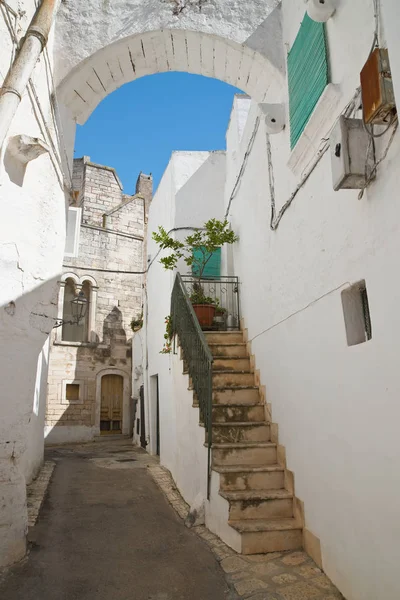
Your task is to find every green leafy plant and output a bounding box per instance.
[160,315,173,354]
[189,282,214,306]
[131,312,143,332]
[152,219,238,279]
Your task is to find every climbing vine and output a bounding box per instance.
[160,315,173,354]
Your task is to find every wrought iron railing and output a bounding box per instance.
[181,275,240,331]
[171,273,214,498]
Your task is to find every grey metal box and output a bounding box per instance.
[330,116,374,191]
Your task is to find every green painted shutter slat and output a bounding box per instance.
[192,247,221,278]
[288,13,329,149]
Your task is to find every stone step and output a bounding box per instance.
[205,331,244,344]
[221,489,293,520]
[213,387,261,406]
[213,357,251,372]
[211,422,271,444]
[229,519,303,554]
[212,404,265,423]
[212,442,277,466]
[213,464,285,491]
[209,343,248,358]
[213,371,255,387]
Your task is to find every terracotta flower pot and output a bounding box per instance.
[192,304,216,328]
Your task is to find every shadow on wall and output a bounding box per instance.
[0,276,60,486]
[46,304,131,439]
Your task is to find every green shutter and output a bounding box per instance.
[288,13,329,149]
[192,247,221,278]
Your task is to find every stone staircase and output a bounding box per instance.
[204,330,303,555]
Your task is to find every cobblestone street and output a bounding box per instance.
[0,440,344,600]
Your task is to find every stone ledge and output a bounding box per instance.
[26,462,55,528]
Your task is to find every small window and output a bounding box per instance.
[341,280,372,346]
[65,207,81,257]
[288,13,329,149]
[192,247,221,279]
[66,383,80,401]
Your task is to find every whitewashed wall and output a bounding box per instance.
[224,1,400,599]
[0,1,66,567]
[144,152,225,504]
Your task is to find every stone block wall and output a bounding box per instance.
[46,158,151,442]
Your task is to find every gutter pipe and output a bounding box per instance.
[0,0,58,150]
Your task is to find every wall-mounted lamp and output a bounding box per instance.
[53,291,88,328]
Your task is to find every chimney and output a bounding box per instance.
[136,172,153,218]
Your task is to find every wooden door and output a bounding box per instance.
[100,374,123,434]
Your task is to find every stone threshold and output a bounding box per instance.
[148,464,345,600]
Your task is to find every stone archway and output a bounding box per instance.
[54,2,286,142]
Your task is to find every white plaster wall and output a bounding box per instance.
[171,351,208,506]
[54,0,282,84]
[222,1,400,598]
[20,338,50,483]
[132,329,144,445]
[0,1,67,567]
[145,151,225,496]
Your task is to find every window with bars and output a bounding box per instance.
[288,13,329,149]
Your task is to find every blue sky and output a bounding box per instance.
[74,72,242,193]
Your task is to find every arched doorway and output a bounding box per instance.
[100,374,124,434]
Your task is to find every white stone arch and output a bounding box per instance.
[95,368,131,435]
[57,29,285,126]
[54,0,284,83]
[60,272,80,285]
[78,274,98,287]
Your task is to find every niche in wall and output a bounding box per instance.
[341,280,372,346]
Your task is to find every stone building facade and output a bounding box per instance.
[45,157,151,444]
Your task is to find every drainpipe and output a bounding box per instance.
[0,0,59,150]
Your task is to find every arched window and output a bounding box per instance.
[62,278,90,342]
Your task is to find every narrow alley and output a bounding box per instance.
[0,440,236,600]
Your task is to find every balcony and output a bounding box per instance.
[180,275,240,331]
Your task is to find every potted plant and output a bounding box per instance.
[214,303,227,329]
[189,283,216,328]
[130,312,143,332]
[152,219,238,328]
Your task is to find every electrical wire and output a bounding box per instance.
[63,226,204,275]
[268,88,362,231]
[224,116,261,219]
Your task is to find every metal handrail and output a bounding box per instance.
[171,273,213,498]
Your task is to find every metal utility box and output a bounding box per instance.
[330,116,374,191]
[361,48,396,125]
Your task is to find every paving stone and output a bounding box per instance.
[230,571,252,581]
[281,552,309,566]
[251,561,281,577]
[279,581,322,600]
[247,553,282,563]
[313,575,336,591]
[272,573,298,585]
[247,594,284,600]
[295,565,322,580]
[221,556,250,574]
[234,578,269,597]
[211,545,234,561]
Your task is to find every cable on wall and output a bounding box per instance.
[224,116,261,219]
[63,226,204,275]
[267,88,362,231]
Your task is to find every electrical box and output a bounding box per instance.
[330,117,374,191]
[361,48,396,125]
